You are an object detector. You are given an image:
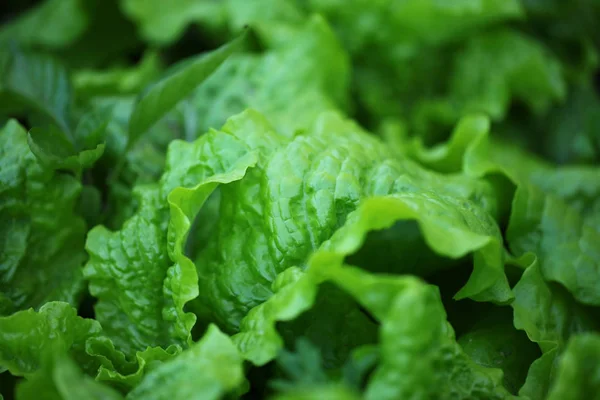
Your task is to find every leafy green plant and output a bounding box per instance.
[1,1,599,399]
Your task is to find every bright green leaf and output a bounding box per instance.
[16,352,122,400]
[0,302,100,377]
[546,333,600,400]
[126,325,244,400]
[271,385,361,400]
[193,111,509,333]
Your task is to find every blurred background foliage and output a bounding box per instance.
[1,0,599,166]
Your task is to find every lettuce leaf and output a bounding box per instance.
[0,120,87,311]
[126,325,244,400]
[234,262,511,399]
[546,333,600,400]
[0,302,100,376]
[272,385,360,400]
[2,2,600,399]
[408,112,600,397]
[16,352,122,400]
[0,0,88,49]
[181,110,509,333]
[190,16,350,137]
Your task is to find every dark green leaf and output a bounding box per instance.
[0,0,88,49]
[127,31,248,146]
[0,47,72,134]
[0,120,87,311]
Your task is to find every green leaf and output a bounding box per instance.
[363,283,448,399]
[27,127,104,172]
[0,0,88,49]
[542,85,600,164]
[191,111,509,333]
[126,324,244,400]
[232,183,512,365]
[518,349,558,400]
[84,113,260,357]
[0,120,87,311]
[74,105,113,150]
[83,108,511,397]
[457,308,540,393]
[26,98,112,172]
[120,0,227,44]
[408,114,490,174]
[16,353,123,400]
[88,341,179,391]
[235,263,511,398]
[413,114,600,306]
[275,283,378,372]
[84,185,183,356]
[272,0,523,51]
[230,188,513,397]
[0,292,14,316]
[450,29,566,119]
[0,47,73,134]
[409,115,600,398]
[270,338,330,391]
[73,52,162,98]
[298,0,523,129]
[0,302,100,376]
[191,16,350,137]
[507,183,600,304]
[359,0,524,45]
[127,31,247,146]
[546,333,600,400]
[27,125,75,161]
[510,254,598,398]
[271,385,361,400]
[166,152,259,325]
[364,282,511,400]
[86,96,182,228]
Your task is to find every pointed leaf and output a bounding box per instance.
[0,47,72,134]
[127,32,247,146]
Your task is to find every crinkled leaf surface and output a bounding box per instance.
[0,120,87,311]
[408,113,600,398]
[84,185,183,356]
[0,302,100,376]
[84,110,262,359]
[411,115,600,306]
[188,110,509,332]
[126,325,244,400]
[1,2,600,399]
